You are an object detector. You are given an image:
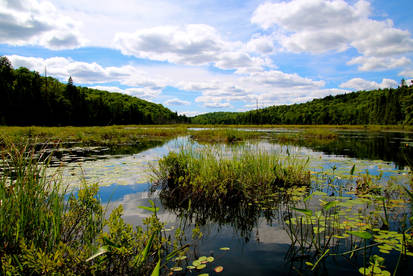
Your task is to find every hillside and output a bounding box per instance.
[192,86,413,125]
[0,56,188,126]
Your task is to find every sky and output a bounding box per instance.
[1,0,413,117]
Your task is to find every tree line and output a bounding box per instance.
[192,84,413,125]
[0,56,188,126]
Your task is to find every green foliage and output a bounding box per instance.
[0,143,184,275]
[0,56,188,126]
[189,128,261,143]
[0,125,188,146]
[152,145,310,203]
[191,86,413,125]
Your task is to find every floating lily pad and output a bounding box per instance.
[192,260,201,266]
[219,247,230,251]
[187,265,196,269]
[196,264,206,270]
[174,256,187,261]
[207,256,214,262]
[214,266,224,273]
[170,267,182,272]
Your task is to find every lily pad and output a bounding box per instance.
[214,266,224,273]
[196,264,207,270]
[170,267,183,272]
[219,247,230,251]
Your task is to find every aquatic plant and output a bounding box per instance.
[189,128,262,143]
[0,125,188,146]
[0,143,187,275]
[151,145,310,204]
[283,166,413,275]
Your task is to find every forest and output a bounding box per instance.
[2,55,413,127]
[192,84,413,125]
[0,56,188,126]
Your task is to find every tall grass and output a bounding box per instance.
[0,125,188,146]
[0,143,67,253]
[151,145,310,203]
[189,128,262,143]
[0,143,185,275]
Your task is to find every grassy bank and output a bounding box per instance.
[0,143,186,275]
[189,124,413,132]
[0,125,188,146]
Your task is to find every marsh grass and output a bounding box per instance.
[274,128,338,145]
[0,143,186,275]
[189,128,262,143]
[0,125,188,146]
[151,145,310,204]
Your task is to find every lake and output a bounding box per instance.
[49,128,413,275]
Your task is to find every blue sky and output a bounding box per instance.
[1,0,413,116]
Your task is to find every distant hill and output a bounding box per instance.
[0,56,188,126]
[191,85,413,125]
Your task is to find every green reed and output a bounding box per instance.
[151,145,310,204]
[0,142,186,275]
[188,128,262,143]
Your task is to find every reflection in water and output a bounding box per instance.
[157,185,292,242]
[41,131,412,275]
[274,130,413,169]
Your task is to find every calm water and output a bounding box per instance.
[54,129,413,275]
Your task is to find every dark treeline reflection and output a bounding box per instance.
[276,131,413,168]
[0,57,188,126]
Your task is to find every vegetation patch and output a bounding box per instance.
[189,128,262,143]
[0,143,187,275]
[0,125,188,146]
[151,145,310,205]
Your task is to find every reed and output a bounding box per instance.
[151,145,310,204]
[189,128,262,143]
[0,125,188,146]
[0,142,186,275]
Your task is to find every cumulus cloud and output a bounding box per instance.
[242,70,325,88]
[347,56,411,71]
[6,55,168,87]
[339,78,398,91]
[0,0,83,49]
[246,35,275,55]
[164,98,191,106]
[114,24,268,72]
[251,0,413,71]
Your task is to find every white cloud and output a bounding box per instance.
[242,70,325,88]
[399,70,413,78]
[339,78,398,91]
[251,0,413,71]
[347,56,411,71]
[179,111,203,117]
[0,0,83,49]
[164,98,191,106]
[114,24,268,72]
[246,35,275,55]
